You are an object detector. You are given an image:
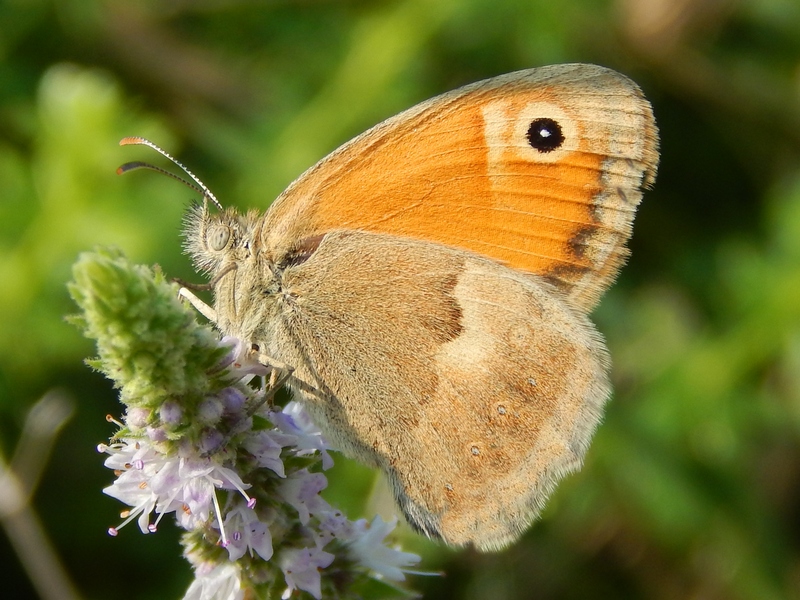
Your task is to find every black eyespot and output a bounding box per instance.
[526,118,564,153]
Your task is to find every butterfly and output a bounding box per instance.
[121,63,658,551]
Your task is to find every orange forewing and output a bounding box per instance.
[262,65,658,311]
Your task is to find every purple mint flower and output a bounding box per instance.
[223,504,273,562]
[280,547,335,600]
[277,469,331,525]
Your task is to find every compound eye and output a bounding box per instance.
[207,225,231,251]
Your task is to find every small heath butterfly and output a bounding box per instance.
[120,63,658,551]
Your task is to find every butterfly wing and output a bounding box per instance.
[261,230,609,550]
[225,64,658,549]
[261,63,658,312]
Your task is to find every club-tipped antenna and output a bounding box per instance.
[117,161,207,197]
[118,136,223,211]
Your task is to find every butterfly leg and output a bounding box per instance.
[177,291,325,403]
[253,349,294,409]
[178,287,218,323]
[252,347,328,402]
[243,369,292,415]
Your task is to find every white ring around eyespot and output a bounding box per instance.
[511,101,579,164]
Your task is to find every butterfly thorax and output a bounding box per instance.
[183,202,328,348]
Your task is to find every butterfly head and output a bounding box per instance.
[116,136,266,283]
[182,200,262,276]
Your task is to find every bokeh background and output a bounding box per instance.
[2,0,800,598]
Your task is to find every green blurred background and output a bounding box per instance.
[2,0,800,598]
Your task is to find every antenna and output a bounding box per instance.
[117,137,223,211]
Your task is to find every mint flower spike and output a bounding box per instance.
[70,248,423,599]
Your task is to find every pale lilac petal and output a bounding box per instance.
[316,510,355,546]
[349,516,421,581]
[177,477,214,529]
[281,547,334,600]
[183,562,243,600]
[277,469,331,525]
[243,430,293,477]
[270,403,333,469]
[223,505,273,562]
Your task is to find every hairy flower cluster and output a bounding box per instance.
[70,248,421,599]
